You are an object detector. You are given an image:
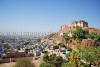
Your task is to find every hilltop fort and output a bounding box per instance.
[60,20,88,33]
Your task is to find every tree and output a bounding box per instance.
[89,33,100,42]
[81,46,100,66]
[48,55,55,61]
[43,54,49,62]
[55,56,63,63]
[42,54,63,67]
[55,56,63,67]
[72,26,88,40]
[63,33,69,41]
[58,43,65,47]
[68,50,82,67]
[49,33,55,38]
[3,43,10,49]
[61,62,73,67]
[67,47,72,51]
[33,45,38,49]
[13,58,34,67]
[24,41,30,45]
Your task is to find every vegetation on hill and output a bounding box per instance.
[72,26,100,42]
[63,46,100,67]
[59,26,100,67]
[41,54,63,67]
[58,42,65,47]
[72,26,88,40]
[63,33,69,41]
[49,33,55,38]
[42,45,99,67]
[43,54,49,62]
[89,33,100,42]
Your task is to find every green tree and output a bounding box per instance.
[55,56,63,62]
[55,56,63,67]
[13,58,34,67]
[48,55,55,61]
[58,43,65,47]
[68,50,82,67]
[43,54,49,62]
[72,26,88,40]
[24,41,30,45]
[49,33,55,38]
[81,46,100,66]
[32,45,38,49]
[67,47,72,51]
[3,43,10,49]
[61,62,73,67]
[89,33,100,42]
[42,54,64,67]
[63,33,69,41]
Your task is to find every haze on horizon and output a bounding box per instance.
[0,0,100,32]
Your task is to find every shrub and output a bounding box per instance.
[63,33,69,41]
[58,43,65,47]
[49,33,55,38]
[67,47,72,51]
[49,56,55,61]
[72,26,88,40]
[24,41,30,45]
[61,63,69,67]
[55,56,63,63]
[43,54,49,62]
[3,43,10,49]
[89,33,100,42]
[42,54,64,67]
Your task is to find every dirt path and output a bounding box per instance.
[0,62,15,67]
[0,56,43,67]
[33,56,43,67]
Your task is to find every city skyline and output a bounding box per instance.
[0,0,100,32]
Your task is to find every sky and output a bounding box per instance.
[0,0,100,32]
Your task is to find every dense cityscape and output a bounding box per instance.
[0,20,100,67]
[0,0,100,67]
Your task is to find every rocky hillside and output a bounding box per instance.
[42,20,100,47]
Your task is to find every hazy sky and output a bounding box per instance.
[0,0,100,32]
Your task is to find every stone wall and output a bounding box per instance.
[82,39,100,46]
